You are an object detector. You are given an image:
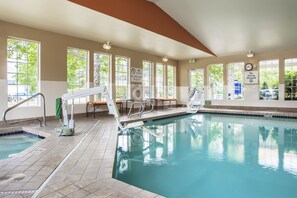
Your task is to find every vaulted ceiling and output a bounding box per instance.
[0,0,297,60]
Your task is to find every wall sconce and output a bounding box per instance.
[247,51,254,58]
[103,41,111,50]
[162,56,168,62]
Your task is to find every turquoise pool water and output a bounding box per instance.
[113,113,297,198]
[0,131,43,160]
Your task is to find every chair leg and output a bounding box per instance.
[93,105,96,118]
[86,104,89,117]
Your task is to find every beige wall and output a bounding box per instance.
[0,20,178,120]
[0,20,177,82]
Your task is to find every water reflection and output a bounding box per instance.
[283,128,297,175]
[114,114,297,177]
[258,126,279,169]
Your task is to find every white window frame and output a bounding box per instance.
[94,52,111,101]
[7,37,40,107]
[167,65,176,98]
[189,68,204,91]
[115,55,129,100]
[227,62,244,100]
[143,60,154,99]
[208,64,224,100]
[284,58,297,100]
[259,59,279,101]
[67,47,89,104]
[155,63,164,98]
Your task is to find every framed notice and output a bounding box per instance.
[130,67,142,83]
[244,71,258,84]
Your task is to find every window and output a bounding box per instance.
[228,62,244,100]
[285,58,297,100]
[167,65,176,98]
[7,38,39,106]
[156,63,164,98]
[259,60,279,100]
[208,64,223,100]
[94,52,110,101]
[115,56,129,100]
[67,48,88,103]
[143,60,153,99]
[189,69,204,91]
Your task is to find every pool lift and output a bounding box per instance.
[56,86,161,137]
[184,117,204,138]
[186,88,204,113]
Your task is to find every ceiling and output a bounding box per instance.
[155,0,297,57]
[0,0,297,60]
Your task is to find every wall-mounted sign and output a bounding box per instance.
[130,67,142,83]
[244,71,258,84]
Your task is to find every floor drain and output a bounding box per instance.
[0,173,26,185]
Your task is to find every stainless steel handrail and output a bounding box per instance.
[128,100,154,118]
[3,93,46,127]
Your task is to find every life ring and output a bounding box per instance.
[132,87,142,101]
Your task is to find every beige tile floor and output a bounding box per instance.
[1,107,297,198]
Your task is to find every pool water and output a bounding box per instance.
[0,131,43,160]
[113,113,297,198]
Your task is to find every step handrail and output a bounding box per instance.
[128,100,154,118]
[2,93,46,127]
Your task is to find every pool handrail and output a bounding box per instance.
[128,99,154,118]
[2,93,46,127]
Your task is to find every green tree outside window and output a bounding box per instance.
[208,64,223,100]
[7,38,39,106]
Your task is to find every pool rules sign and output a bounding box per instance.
[244,71,258,84]
[130,67,142,83]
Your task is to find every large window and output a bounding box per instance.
[156,63,164,98]
[115,56,129,100]
[190,69,204,91]
[167,65,176,98]
[259,60,279,100]
[94,52,110,101]
[208,64,224,100]
[228,62,244,100]
[67,48,88,103]
[143,61,153,99]
[285,58,297,100]
[7,38,39,106]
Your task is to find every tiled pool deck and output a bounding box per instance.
[1,107,297,198]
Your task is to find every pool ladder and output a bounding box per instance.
[128,100,154,118]
[2,93,47,127]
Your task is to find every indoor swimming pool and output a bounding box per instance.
[113,113,297,198]
[0,131,44,160]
